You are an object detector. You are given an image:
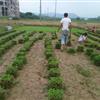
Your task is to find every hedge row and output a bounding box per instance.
[44,37,64,100]
[66,45,100,66]
[88,31,100,38]
[0,30,16,37]
[0,31,26,57]
[0,32,46,100]
[0,40,17,57]
[85,48,100,66]
[73,32,100,50]
[0,31,25,45]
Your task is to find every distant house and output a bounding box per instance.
[0,0,19,18]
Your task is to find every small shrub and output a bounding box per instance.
[84,43,96,48]
[93,55,100,66]
[90,52,98,60]
[39,31,43,33]
[6,65,18,77]
[48,89,64,100]
[0,74,14,89]
[45,51,53,59]
[55,41,61,49]
[48,57,59,68]
[12,56,26,70]
[76,66,91,77]
[48,68,60,77]
[0,86,6,100]
[18,38,24,44]
[77,45,84,52]
[48,77,63,89]
[85,48,94,56]
[67,48,76,54]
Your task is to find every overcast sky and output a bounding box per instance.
[19,0,100,18]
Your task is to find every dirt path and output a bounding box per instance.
[7,41,48,100]
[54,34,100,100]
[0,44,22,76]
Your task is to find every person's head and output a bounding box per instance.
[83,32,88,36]
[64,13,68,18]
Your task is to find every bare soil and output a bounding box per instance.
[7,41,48,100]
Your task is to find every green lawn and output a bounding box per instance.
[15,26,58,33]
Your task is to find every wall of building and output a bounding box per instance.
[0,0,19,17]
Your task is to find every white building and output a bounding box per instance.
[0,0,19,17]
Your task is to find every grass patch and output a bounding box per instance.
[76,65,91,77]
[48,89,64,100]
[16,26,57,32]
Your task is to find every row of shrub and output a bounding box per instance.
[77,31,100,43]
[0,30,16,37]
[88,31,100,38]
[44,37,64,100]
[0,32,46,100]
[0,31,25,45]
[51,32,57,40]
[65,45,100,67]
[0,40,17,57]
[87,34,100,43]
[0,31,26,57]
[73,32,100,50]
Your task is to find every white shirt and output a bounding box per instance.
[78,35,87,42]
[60,17,71,31]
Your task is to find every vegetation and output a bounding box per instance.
[76,66,91,77]
[48,89,64,100]
[77,45,84,52]
[67,47,76,54]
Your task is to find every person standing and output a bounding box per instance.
[58,13,72,51]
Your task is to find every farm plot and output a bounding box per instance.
[54,30,100,100]
[0,26,99,100]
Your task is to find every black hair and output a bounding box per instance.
[83,32,88,36]
[64,13,68,17]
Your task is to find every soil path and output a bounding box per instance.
[54,34,100,100]
[0,44,22,75]
[7,41,48,100]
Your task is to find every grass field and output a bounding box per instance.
[15,26,58,32]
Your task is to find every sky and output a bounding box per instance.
[19,0,100,18]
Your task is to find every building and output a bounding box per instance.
[0,0,19,18]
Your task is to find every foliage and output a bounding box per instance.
[0,74,14,89]
[55,41,61,49]
[67,47,76,54]
[85,48,94,56]
[0,86,6,100]
[77,45,84,52]
[48,89,64,100]
[20,12,39,19]
[48,68,60,77]
[48,77,63,89]
[48,57,59,68]
[93,55,100,66]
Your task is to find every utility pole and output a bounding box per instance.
[40,0,42,21]
[55,0,57,18]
